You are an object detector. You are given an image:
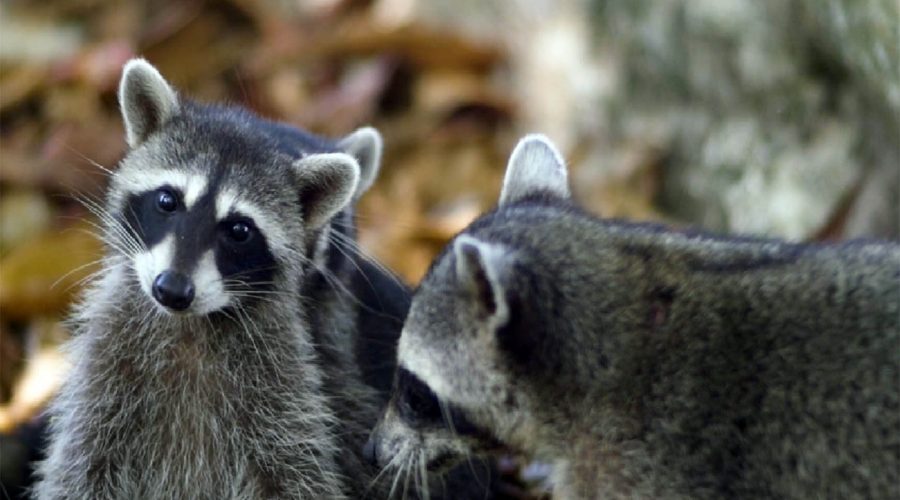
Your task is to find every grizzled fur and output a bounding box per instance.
[369,135,900,499]
[34,59,403,499]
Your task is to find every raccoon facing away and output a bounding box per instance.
[33,58,407,499]
[365,135,900,499]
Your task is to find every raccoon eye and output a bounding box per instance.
[156,189,178,213]
[396,368,442,424]
[228,221,252,243]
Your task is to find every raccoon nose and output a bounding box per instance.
[152,271,195,311]
[362,436,379,466]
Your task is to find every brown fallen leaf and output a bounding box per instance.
[0,225,103,321]
[0,189,54,257]
[142,8,254,93]
[0,64,48,113]
[43,83,103,124]
[49,40,136,91]
[416,196,483,242]
[0,322,25,404]
[289,58,395,134]
[0,319,70,433]
[571,140,668,222]
[0,117,123,196]
[414,68,514,120]
[248,12,504,77]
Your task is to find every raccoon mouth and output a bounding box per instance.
[425,452,460,472]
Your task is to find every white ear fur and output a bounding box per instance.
[453,235,510,326]
[292,153,360,229]
[337,126,383,199]
[499,134,570,206]
[118,58,179,148]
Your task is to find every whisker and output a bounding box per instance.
[387,451,409,499]
[419,450,431,500]
[401,453,413,500]
[64,145,117,177]
[365,449,404,498]
[73,195,146,256]
[438,399,485,490]
[328,229,406,290]
[50,257,105,291]
[288,243,409,323]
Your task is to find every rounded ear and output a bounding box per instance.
[292,153,360,229]
[118,58,179,148]
[499,134,570,206]
[337,127,383,199]
[453,235,510,326]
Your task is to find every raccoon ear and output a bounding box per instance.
[337,127,382,199]
[292,153,361,229]
[118,58,179,148]
[499,134,570,206]
[453,235,510,326]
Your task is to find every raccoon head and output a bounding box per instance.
[366,135,570,472]
[103,58,381,316]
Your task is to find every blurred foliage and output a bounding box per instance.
[588,0,899,238]
[0,0,897,496]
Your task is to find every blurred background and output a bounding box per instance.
[1,0,898,496]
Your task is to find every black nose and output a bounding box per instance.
[362,436,379,466]
[152,271,195,311]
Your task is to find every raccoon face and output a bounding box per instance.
[102,59,381,316]
[115,166,289,315]
[366,236,525,472]
[366,135,571,472]
[364,365,505,474]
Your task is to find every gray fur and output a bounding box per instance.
[372,135,900,499]
[36,264,349,498]
[34,59,394,499]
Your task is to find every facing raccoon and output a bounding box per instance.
[34,58,401,499]
[365,135,900,499]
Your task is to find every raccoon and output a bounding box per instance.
[33,58,403,499]
[365,134,900,499]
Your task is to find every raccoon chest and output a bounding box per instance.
[85,356,239,447]
[77,361,271,496]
